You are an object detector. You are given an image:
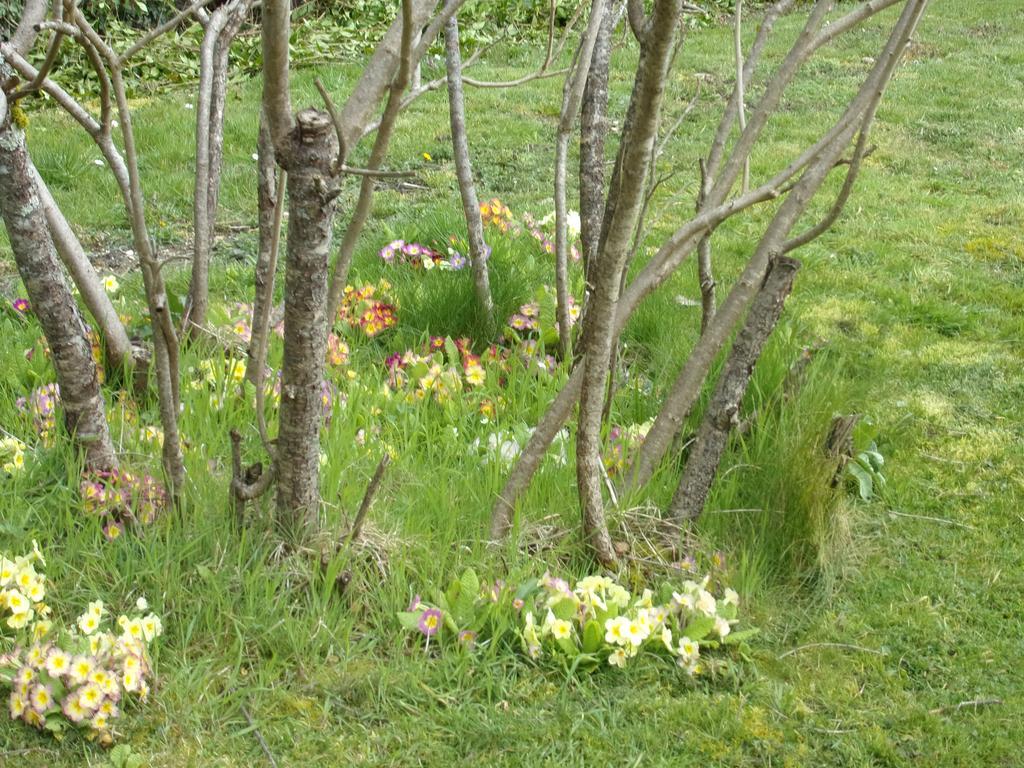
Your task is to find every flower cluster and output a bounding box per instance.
[397,569,501,652]
[1,545,163,744]
[525,210,582,262]
[80,470,167,538]
[384,337,486,405]
[378,239,446,269]
[479,198,513,232]
[518,572,749,675]
[398,569,754,677]
[16,384,60,443]
[604,420,653,477]
[507,295,580,335]
[468,425,569,469]
[339,281,398,338]
[187,357,247,411]
[1,437,28,475]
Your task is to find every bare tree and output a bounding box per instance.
[0,2,225,494]
[186,0,256,338]
[443,14,494,331]
[0,75,118,473]
[490,0,930,562]
[256,0,469,541]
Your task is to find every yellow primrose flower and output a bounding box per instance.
[69,656,94,685]
[102,275,120,294]
[7,611,31,629]
[44,648,71,677]
[30,684,53,711]
[677,636,699,663]
[723,588,740,607]
[27,581,45,602]
[695,590,717,617]
[79,684,103,711]
[625,618,650,647]
[5,589,30,615]
[27,644,46,669]
[90,711,109,731]
[122,669,140,693]
[88,600,104,619]
[608,648,628,668]
[15,566,36,591]
[550,619,573,641]
[604,616,629,646]
[8,693,27,718]
[32,619,52,640]
[78,612,100,635]
[0,558,15,585]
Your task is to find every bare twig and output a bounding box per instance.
[777,642,885,659]
[240,702,280,768]
[349,454,391,545]
[929,698,1002,715]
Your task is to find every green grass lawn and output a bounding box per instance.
[2,0,1022,765]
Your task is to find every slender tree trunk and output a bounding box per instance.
[0,95,118,472]
[668,255,799,524]
[325,2,418,323]
[579,5,614,276]
[29,162,134,370]
[187,1,252,338]
[576,0,681,565]
[696,161,716,334]
[444,15,494,332]
[247,111,281,386]
[555,0,608,360]
[275,109,339,541]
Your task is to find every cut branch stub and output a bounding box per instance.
[274,108,340,542]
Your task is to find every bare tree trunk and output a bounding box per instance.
[668,255,800,524]
[579,5,615,275]
[247,111,281,387]
[186,0,252,337]
[29,162,134,370]
[444,15,494,331]
[696,161,716,334]
[554,0,608,360]
[576,0,681,565]
[325,2,418,323]
[0,93,118,473]
[274,109,340,541]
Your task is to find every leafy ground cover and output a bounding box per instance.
[1,0,1022,764]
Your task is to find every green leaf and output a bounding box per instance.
[849,462,874,500]
[549,596,577,622]
[453,569,479,625]
[681,615,716,641]
[722,628,760,646]
[556,635,579,657]
[444,337,461,365]
[582,620,602,654]
[397,611,422,631]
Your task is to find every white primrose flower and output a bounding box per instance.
[723,588,740,607]
[713,616,731,639]
[695,590,717,617]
